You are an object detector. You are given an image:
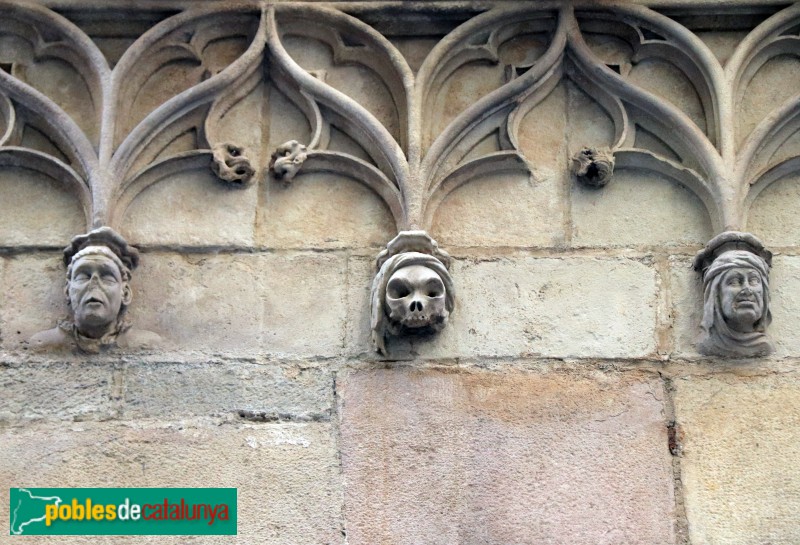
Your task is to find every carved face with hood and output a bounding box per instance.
[371,252,455,354]
[698,249,773,357]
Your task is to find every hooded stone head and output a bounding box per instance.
[370,232,456,355]
[694,232,774,357]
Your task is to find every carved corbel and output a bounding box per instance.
[29,227,162,353]
[370,231,456,355]
[211,143,256,187]
[270,140,308,185]
[693,231,774,358]
[571,147,615,188]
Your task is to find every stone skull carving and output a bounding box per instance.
[371,251,455,355]
[385,264,448,330]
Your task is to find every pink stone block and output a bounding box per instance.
[339,369,676,545]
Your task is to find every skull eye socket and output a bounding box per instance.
[426,279,445,298]
[387,279,410,299]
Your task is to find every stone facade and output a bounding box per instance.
[2,0,800,543]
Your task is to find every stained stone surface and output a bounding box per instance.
[258,172,396,250]
[571,169,713,248]
[0,167,85,247]
[121,167,258,247]
[737,56,800,149]
[0,361,115,424]
[0,421,343,545]
[674,374,800,545]
[668,256,704,358]
[123,361,333,420]
[338,369,675,545]
[432,82,568,248]
[0,254,67,350]
[766,256,800,357]
[129,253,348,356]
[748,173,800,248]
[431,169,564,248]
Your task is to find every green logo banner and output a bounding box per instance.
[9,488,236,535]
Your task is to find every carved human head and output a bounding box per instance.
[63,227,139,339]
[385,263,448,330]
[371,231,456,355]
[694,232,773,357]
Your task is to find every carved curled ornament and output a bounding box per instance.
[571,148,615,188]
[270,140,308,184]
[1,1,800,355]
[211,143,255,187]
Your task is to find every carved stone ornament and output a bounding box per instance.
[270,140,308,185]
[29,227,161,353]
[693,232,774,358]
[211,143,255,187]
[571,148,615,188]
[371,231,455,355]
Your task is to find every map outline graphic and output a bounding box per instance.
[10,488,63,535]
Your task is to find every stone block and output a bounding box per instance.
[349,256,657,359]
[0,421,343,545]
[627,59,706,137]
[0,361,115,424]
[129,253,347,356]
[1,254,67,350]
[338,369,675,545]
[674,374,800,545]
[260,253,348,357]
[344,256,377,357]
[128,254,264,355]
[258,171,395,250]
[123,361,333,420]
[766,256,800,357]
[668,256,703,358]
[0,167,85,247]
[571,168,712,248]
[738,56,800,150]
[121,166,257,247]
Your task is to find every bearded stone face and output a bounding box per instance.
[385,265,448,331]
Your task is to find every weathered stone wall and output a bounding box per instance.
[2,1,800,543]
